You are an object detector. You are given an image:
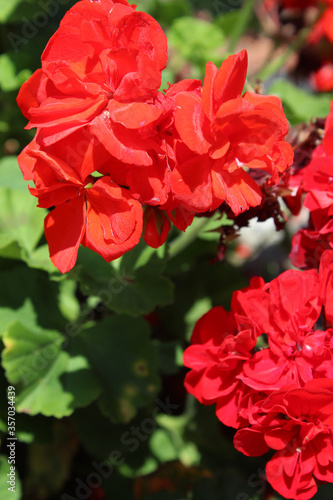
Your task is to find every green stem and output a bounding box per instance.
[228,0,256,53]
[255,27,310,82]
[168,216,211,259]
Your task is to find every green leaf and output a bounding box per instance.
[0,0,22,23]
[149,0,192,26]
[73,242,174,316]
[226,0,255,52]
[0,158,55,271]
[2,321,101,418]
[0,262,64,335]
[0,0,61,23]
[22,244,58,274]
[0,187,45,258]
[268,79,333,124]
[156,340,183,375]
[0,298,36,337]
[197,213,234,242]
[0,54,31,92]
[81,315,160,423]
[215,10,241,37]
[156,409,201,467]
[0,455,22,499]
[168,16,225,71]
[72,402,151,463]
[0,157,28,192]
[58,279,80,322]
[150,429,178,462]
[185,297,212,340]
[119,456,158,479]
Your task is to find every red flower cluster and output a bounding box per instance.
[183,265,333,499]
[290,102,333,270]
[234,380,333,500]
[17,0,292,273]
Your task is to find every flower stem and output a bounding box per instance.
[255,27,310,82]
[228,0,256,53]
[168,216,211,259]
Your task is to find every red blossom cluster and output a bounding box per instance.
[182,92,333,499]
[17,0,293,273]
[290,103,333,269]
[184,261,333,499]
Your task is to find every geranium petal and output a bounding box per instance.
[45,195,85,273]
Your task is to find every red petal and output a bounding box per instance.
[16,69,45,120]
[27,94,106,130]
[17,140,38,181]
[174,92,211,155]
[266,452,317,500]
[234,427,270,456]
[202,61,218,121]
[213,166,262,215]
[115,11,167,72]
[108,100,163,129]
[171,154,214,212]
[85,177,142,261]
[213,50,248,107]
[45,195,85,273]
[90,113,153,166]
[127,158,169,206]
[167,205,194,231]
[143,208,170,248]
[191,306,236,345]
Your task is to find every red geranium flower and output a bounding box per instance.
[234,379,333,500]
[17,0,167,160]
[183,279,267,429]
[17,0,295,268]
[18,130,142,273]
[170,50,293,216]
[319,249,333,324]
[238,269,333,391]
[183,266,333,430]
[290,102,333,269]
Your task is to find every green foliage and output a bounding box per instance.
[0,188,44,258]
[0,156,46,263]
[0,263,64,334]
[137,0,192,25]
[269,79,333,124]
[168,16,226,76]
[0,55,31,92]
[2,321,100,417]
[72,242,174,317]
[80,315,160,423]
[0,0,25,23]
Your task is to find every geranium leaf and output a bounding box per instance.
[0,187,45,257]
[73,243,174,316]
[168,16,225,72]
[269,79,333,125]
[2,321,101,418]
[0,262,64,336]
[80,315,160,423]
